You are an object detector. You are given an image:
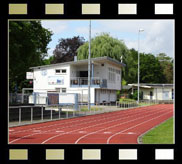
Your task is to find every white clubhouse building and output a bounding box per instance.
[29,56,125,105]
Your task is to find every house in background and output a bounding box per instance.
[125,83,174,101]
[29,56,125,105]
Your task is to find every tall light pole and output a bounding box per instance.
[137,28,144,104]
[88,20,91,110]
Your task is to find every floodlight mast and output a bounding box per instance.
[88,20,91,111]
[137,28,144,104]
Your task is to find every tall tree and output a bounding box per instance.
[77,33,128,62]
[51,36,85,64]
[123,49,138,84]
[9,21,53,92]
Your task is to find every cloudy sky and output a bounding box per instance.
[41,20,174,58]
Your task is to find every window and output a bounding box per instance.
[55,69,61,74]
[61,69,67,73]
[61,88,66,93]
[108,67,116,83]
[55,88,61,92]
[55,69,67,74]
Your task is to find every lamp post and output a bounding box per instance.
[88,20,91,111]
[137,28,144,104]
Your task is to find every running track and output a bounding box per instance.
[9,104,173,144]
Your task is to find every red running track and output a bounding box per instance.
[9,104,173,144]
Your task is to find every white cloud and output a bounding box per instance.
[75,27,103,39]
[41,20,174,58]
[41,20,68,34]
[124,20,174,57]
[98,20,174,57]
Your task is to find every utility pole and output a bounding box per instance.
[88,20,91,111]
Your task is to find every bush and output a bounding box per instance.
[119,98,136,103]
[129,90,143,100]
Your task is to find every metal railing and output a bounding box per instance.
[9,99,173,127]
[70,77,107,88]
[9,103,131,127]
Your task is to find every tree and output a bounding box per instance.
[140,53,166,83]
[51,36,85,64]
[156,53,173,83]
[123,49,138,84]
[9,21,53,92]
[43,56,55,65]
[124,49,166,84]
[77,33,128,62]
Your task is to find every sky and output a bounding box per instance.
[41,20,174,59]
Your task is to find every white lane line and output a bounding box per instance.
[56,131,64,133]
[74,109,172,144]
[9,106,159,143]
[9,129,14,132]
[79,131,87,134]
[33,130,41,132]
[106,111,172,144]
[103,132,112,134]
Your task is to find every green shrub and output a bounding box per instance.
[119,98,136,103]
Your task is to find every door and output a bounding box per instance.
[163,91,169,100]
[150,91,153,100]
[80,71,88,77]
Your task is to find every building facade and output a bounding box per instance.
[128,84,174,101]
[30,56,125,105]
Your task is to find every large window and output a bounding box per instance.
[108,67,116,83]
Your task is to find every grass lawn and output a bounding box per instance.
[142,117,174,144]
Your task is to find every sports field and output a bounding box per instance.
[9,104,173,144]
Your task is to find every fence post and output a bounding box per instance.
[41,106,43,121]
[66,111,68,118]
[59,108,61,119]
[31,107,33,123]
[51,109,52,120]
[19,107,21,125]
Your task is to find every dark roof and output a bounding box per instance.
[30,56,126,70]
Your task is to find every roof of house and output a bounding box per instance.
[30,56,126,70]
[128,83,174,88]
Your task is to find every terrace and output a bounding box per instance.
[70,77,107,88]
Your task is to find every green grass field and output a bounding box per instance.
[142,117,174,144]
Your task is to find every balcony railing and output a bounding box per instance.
[70,77,107,88]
